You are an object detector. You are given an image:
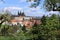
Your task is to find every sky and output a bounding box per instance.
[0,0,60,17]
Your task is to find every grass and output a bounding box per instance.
[0,36,16,40]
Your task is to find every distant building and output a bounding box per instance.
[10,11,41,29]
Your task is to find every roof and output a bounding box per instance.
[33,17,41,20]
[10,20,19,22]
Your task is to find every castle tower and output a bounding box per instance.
[18,11,25,16]
[21,12,25,16]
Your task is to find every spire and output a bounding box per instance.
[18,11,21,16]
[18,11,20,15]
[18,11,25,16]
[21,12,25,16]
[20,11,21,15]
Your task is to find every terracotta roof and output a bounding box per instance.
[10,20,19,22]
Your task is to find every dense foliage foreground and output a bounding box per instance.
[0,14,60,40]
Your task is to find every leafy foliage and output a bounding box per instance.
[0,13,60,40]
[27,0,60,11]
[44,0,60,11]
[27,0,41,8]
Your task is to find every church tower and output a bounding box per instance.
[18,11,25,16]
[21,12,25,16]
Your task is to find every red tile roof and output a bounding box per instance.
[10,20,19,22]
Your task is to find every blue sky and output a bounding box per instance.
[0,0,59,17]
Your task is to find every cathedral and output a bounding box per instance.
[12,11,25,17]
[10,11,41,29]
[18,11,25,16]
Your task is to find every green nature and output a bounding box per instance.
[0,12,60,40]
[0,0,60,40]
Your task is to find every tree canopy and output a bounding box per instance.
[27,0,60,11]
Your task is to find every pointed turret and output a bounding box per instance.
[18,11,25,16]
[18,11,21,16]
[18,11,20,16]
[21,12,25,16]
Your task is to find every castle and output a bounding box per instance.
[10,11,41,29]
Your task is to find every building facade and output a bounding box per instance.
[10,11,41,29]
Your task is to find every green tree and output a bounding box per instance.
[0,12,13,27]
[44,0,60,11]
[0,25,9,36]
[27,0,41,8]
[41,15,46,25]
[27,0,60,11]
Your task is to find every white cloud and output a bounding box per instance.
[19,0,26,2]
[44,11,60,16]
[0,0,5,4]
[0,1,4,4]
[3,6,45,17]
[24,6,41,12]
[23,6,45,17]
[47,11,60,14]
[4,6,22,11]
[2,6,23,15]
